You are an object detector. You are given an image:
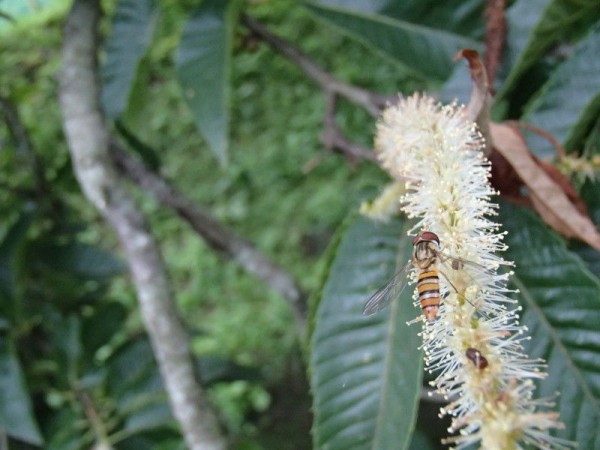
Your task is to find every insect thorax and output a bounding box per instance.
[413,241,438,269]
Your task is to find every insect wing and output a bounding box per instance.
[433,249,495,319]
[433,249,492,281]
[362,263,412,316]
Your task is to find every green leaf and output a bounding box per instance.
[500,202,600,448]
[53,315,83,380]
[118,435,184,449]
[310,214,423,450]
[409,402,448,450]
[408,428,440,450]
[107,338,160,400]
[570,178,600,276]
[0,205,35,319]
[0,335,43,445]
[105,336,259,442]
[581,180,600,228]
[120,400,172,438]
[101,0,157,118]
[0,204,35,262]
[310,0,485,37]
[568,127,600,275]
[521,22,600,158]
[499,0,600,100]
[45,408,87,450]
[195,356,260,385]
[81,302,127,356]
[175,0,238,166]
[440,59,474,105]
[304,2,480,82]
[34,241,126,279]
[105,339,171,441]
[0,10,17,24]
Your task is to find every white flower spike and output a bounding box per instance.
[373,93,573,450]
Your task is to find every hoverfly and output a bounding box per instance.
[362,231,483,321]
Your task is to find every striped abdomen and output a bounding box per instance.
[417,269,440,321]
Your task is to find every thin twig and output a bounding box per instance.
[76,390,114,450]
[507,120,566,160]
[320,93,376,163]
[59,2,227,449]
[110,141,308,340]
[242,14,389,116]
[483,0,506,94]
[242,14,383,165]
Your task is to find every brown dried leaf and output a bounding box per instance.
[490,122,600,250]
[455,49,492,155]
[534,158,588,216]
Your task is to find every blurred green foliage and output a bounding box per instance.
[0,0,415,448]
[3,0,599,448]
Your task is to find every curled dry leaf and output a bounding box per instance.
[490,122,600,251]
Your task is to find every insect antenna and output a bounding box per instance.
[437,269,491,321]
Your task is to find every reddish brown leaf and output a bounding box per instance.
[490,122,600,250]
[489,148,528,203]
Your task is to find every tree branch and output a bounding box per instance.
[242,14,390,117]
[483,0,506,93]
[242,15,385,165]
[76,390,114,449]
[58,1,227,449]
[320,93,376,164]
[109,141,308,340]
[0,95,48,197]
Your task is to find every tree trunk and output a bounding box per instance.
[58,1,227,449]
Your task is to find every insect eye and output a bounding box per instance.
[418,231,440,245]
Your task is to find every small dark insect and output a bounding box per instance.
[465,347,489,369]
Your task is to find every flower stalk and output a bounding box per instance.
[372,93,572,449]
